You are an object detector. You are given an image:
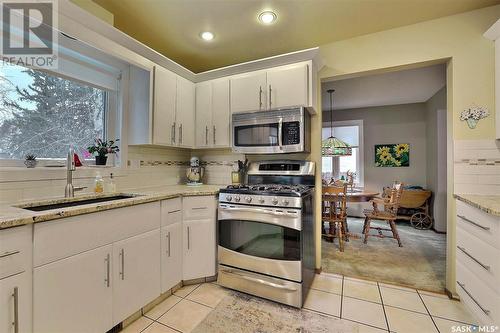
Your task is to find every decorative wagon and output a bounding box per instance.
[383,188,433,229]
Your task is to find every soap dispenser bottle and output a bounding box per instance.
[94,172,104,193]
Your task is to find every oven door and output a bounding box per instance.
[218,203,302,281]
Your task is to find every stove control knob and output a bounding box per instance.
[226,195,232,202]
[245,196,252,203]
[234,196,241,202]
[258,197,265,204]
[272,197,279,205]
[282,199,290,206]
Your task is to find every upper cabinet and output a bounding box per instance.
[128,65,195,148]
[230,72,267,113]
[153,66,176,146]
[230,62,311,113]
[195,77,231,148]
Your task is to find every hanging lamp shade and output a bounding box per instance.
[322,136,352,156]
[322,89,352,156]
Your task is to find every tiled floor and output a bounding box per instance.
[121,274,477,333]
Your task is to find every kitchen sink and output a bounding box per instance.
[21,194,138,212]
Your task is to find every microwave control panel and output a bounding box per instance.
[282,121,301,145]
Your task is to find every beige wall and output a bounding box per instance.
[313,5,500,292]
[426,87,448,232]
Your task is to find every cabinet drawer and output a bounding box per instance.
[161,198,182,226]
[34,202,160,267]
[456,228,500,292]
[456,261,500,325]
[0,225,31,279]
[183,196,216,220]
[456,200,500,250]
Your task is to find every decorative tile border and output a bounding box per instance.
[127,160,189,167]
[201,161,237,167]
[457,159,500,165]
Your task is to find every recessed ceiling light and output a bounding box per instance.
[258,11,277,25]
[200,31,214,41]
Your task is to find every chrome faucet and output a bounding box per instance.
[64,147,86,198]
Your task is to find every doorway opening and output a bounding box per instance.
[320,64,448,293]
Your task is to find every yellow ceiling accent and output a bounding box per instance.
[92,0,500,73]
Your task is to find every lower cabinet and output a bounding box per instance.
[112,229,161,324]
[0,272,32,333]
[33,244,113,333]
[161,223,182,293]
[183,219,216,280]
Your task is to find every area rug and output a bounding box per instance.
[322,218,446,292]
[192,291,357,333]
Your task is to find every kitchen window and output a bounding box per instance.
[0,33,124,166]
[0,63,107,160]
[322,120,364,187]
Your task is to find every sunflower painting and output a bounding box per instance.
[375,144,410,167]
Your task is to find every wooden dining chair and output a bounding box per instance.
[362,182,404,247]
[322,183,348,252]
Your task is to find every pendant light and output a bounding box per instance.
[322,89,352,156]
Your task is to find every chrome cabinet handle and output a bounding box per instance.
[12,287,19,333]
[167,232,171,257]
[104,254,110,287]
[457,281,490,316]
[192,207,207,210]
[0,250,20,259]
[213,125,216,145]
[187,226,190,250]
[277,117,283,150]
[221,269,297,292]
[205,126,208,145]
[457,215,490,230]
[172,122,176,144]
[259,86,263,109]
[179,124,183,144]
[119,249,125,280]
[269,85,272,108]
[457,246,490,271]
[168,209,181,214]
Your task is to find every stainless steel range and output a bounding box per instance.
[217,160,315,308]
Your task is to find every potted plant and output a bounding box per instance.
[24,154,37,168]
[87,138,120,166]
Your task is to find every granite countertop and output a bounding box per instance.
[454,194,500,217]
[0,184,224,230]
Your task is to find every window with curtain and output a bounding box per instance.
[322,121,364,186]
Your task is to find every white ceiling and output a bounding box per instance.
[321,64,446,111]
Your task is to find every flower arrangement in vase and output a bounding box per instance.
[87,138,120,166]
[460,105,489,129]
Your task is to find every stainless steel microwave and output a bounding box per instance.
[231,106,311,154]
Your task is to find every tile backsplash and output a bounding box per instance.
[454,140,500,195]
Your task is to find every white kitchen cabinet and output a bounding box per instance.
[267,63,309,109]
[230,71,267,113]
[195,81,212,148]
[195,78,231,148]
[112,229,161,324]
[33,244,113,333]
[161,223,182,292]
[0,272,32,333]
[183,219,216,281]
[230,62,311,113]
[176,76,195,148]
[153,65,177,145]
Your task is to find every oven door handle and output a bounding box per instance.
[221,269,298,292]
[278,117,283,150]
[219,206,298,217]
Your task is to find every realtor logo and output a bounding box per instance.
[0,0,58,68]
